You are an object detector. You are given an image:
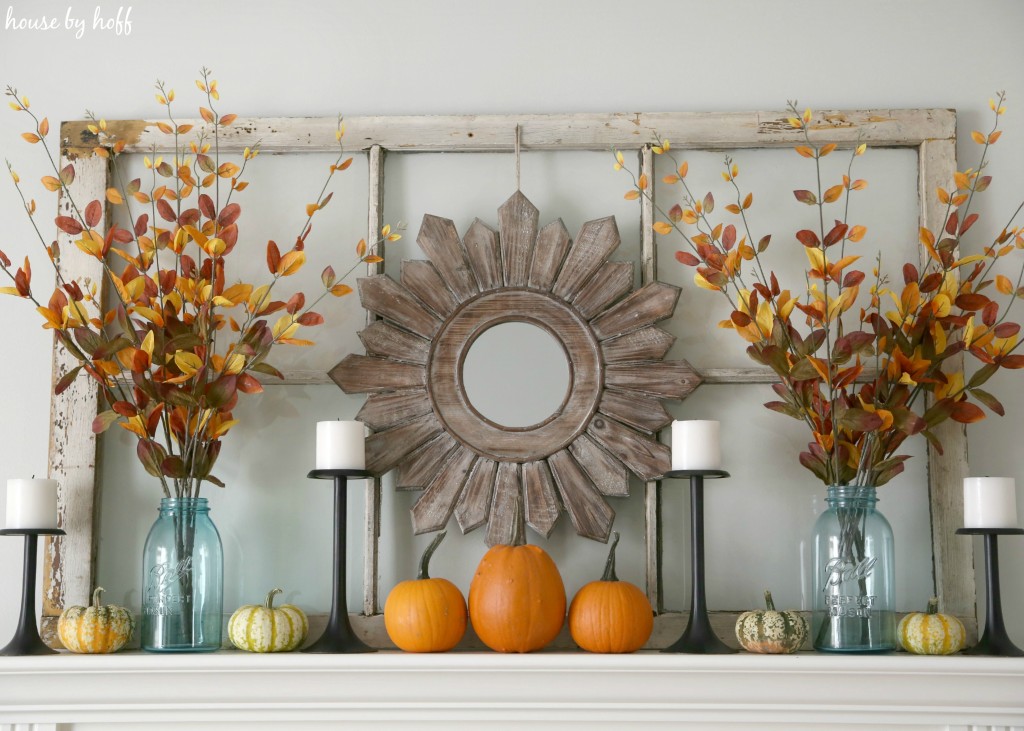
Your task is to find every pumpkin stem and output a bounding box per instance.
[926,596,939,615]
[92,586,105,608]
[601,532,621,582]
[264,588,283,610]
[764,590,776,611]
[417,530,447,580]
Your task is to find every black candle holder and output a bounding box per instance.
[660,469,736,654]
[956,527,1024,657]
[0,528,66,656]
[303,469,376,653]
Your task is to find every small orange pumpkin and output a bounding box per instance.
[569,532,653,653]
[469,542,566,653]
[385,531,467,652]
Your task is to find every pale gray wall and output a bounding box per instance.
[1,0,1023,641]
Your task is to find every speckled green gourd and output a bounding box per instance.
[897,598,965,655]
[228,588,308,653]
[735,590,808,654]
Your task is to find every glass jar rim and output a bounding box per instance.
[158,496,210,509]
[825,484,878,503]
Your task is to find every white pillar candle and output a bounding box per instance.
[671,420,721,471]
[963,477,1018,529]
[316,420,366,470]
[5,478,59,530]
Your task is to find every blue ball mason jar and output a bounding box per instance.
[811,485,896,652]
[140,497,223,652]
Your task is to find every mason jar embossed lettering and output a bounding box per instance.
[141,498,223,652]
[812,485,896,652]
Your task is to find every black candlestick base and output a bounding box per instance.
[957,527,1024,657]
[303,469,375,654]
[660,470,736,654]
[0,528,66,656]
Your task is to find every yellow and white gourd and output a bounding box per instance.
[228,588,308,653]
[897,597,965,655]
[58,587,135,654]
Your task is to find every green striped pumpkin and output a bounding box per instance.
[228,588,308,652]
[897,598,965,655]
[735,590,807,654]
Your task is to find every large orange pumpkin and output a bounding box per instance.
[385,531,467,652]
[568,532,653,653]
[469,543,566,653]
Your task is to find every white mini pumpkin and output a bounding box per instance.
[228,588,308,653]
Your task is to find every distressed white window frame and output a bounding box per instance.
[43,108,967,646]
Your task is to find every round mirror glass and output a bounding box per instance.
[462,322,571,428]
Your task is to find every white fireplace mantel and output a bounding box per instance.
[2,652,1024,730]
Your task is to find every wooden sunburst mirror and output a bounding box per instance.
[331,191,702,545]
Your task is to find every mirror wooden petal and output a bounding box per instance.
[552,216,620,301]
[568,434,629,497]
[358,320,431,365]
[355,389,433,432]
[573,261,634,320]
[486,462,525,546]
[601,327,676,363]
[522,460,561,538]
[411,446,477,534]
[401,260,458,318]
[587,415,670,482]
[590,281,680,340]
[463,218,502,292]
[397,432,459,490]
[416,214,479,301]
[455,458,498,534]
[330,354,424,393]
[498,190,538,287]
[548,449,614,542]
[605,360,702,400]
[365,413,442,475]
[598,390,673,435]
[528,219,571,291]
[358,275,442,339]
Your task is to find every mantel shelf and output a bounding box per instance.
[2,651,1023,730]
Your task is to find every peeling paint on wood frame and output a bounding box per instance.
[44,108,966,648]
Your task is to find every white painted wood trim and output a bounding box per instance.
[61,108,955,155]
[1,653,1022,729]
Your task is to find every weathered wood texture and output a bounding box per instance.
[463,219,502,293]
[498,191,538,287]
[411,447,477,534]
[552,217,620,301]
[334,191,697,545]
[61,108,955,156]
[455,458,497,534]
[355,390,432,431]
[396,433,458,490]
[43,154,109,621]
[45,109,966,631]
[528,220,571,291]
[548,450,614,543]
[639,144,662,612]
[363,144,386,616]
[522,460,561,538]
[919,138,974,618]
